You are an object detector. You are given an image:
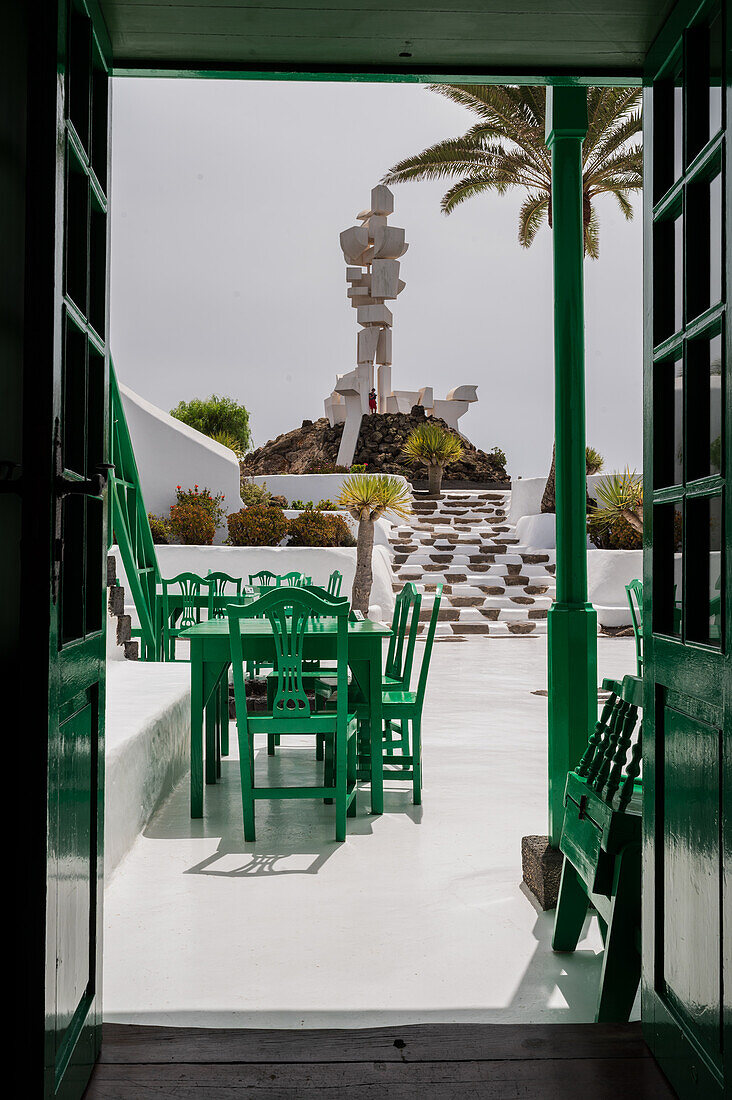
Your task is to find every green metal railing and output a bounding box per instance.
[108,360,160,659]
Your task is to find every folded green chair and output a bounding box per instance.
[228,587,358,842]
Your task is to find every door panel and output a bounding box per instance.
[42,2,111,1097]
[643,2,730,1096]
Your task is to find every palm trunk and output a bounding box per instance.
[621,507,643,534]
[541,444,556,513]
[352,511,375,614]
[427,463,443,498]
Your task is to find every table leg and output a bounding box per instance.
[190,641,204,818]
[368,641,384,815]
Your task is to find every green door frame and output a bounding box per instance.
[17,13,648,1099]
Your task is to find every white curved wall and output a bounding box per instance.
[120,382,244,543]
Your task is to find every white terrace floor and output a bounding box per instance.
[103,635,637,1029]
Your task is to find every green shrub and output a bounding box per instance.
[227,504,288,546]
[168,502,216,545]
[290,499,305,510]
[350,463,368,473]
[306,461,352,474]
[270,494,288,508]
[588,512,642,550]
[148,513,169,544]
[173,485,226,530]
[487,446,507,468]
[171,394,251,452]
[288,510,355,547]
[315,499,337,511]
[210,430,246,459]
[240,478,272,507]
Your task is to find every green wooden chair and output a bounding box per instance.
[206,571,244,619]
[205,571,244,756]
[625,579,643,675]
[249,570,279,588]
[279,571,307,587]
[161,572,203,661]
[326,570,342,597]
[382,582,422,691]
[228,587,358,842]
[552,674,643,1022]
[377,584,443,804]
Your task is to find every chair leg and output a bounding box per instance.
[220,678,229,756]
[595,845,641,1023]
[316,733,325,761]
[268,734,276,756]
[324,735,334,804]
[552,859,590,952]
[411,717,422,804]
[347,731,357,818]
[238,731,256,841]
[335,729,347,842]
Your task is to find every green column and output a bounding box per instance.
[545,86,598,846]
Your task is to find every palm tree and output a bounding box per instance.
[382,85,642,259]
[590,469,643,535]
[402,421,464,498]
[337,474,413,613]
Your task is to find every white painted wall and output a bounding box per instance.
[588,549,643,628]
[120,382,244,543]
[111,543,397,620]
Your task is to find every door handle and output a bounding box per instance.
[56,463,114,499]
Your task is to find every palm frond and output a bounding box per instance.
[337,474,413,522]
[518,192,550,248]
[584,205,600,259]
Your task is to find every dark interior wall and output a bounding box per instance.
[0,3,27,663]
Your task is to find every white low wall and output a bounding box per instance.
[508,473,616,525]
[588,550,643,627]
[111,543,397,620]
[105,661,190,878]
[249,472,410,505]
[120,382,244,543]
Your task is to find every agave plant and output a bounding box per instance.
[337,474,413,613]
[402,421,464,497]
[591,468,643,534]
[210,429,246,460]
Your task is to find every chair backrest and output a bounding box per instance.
[625,579,643,675]
[228,588,350,722]
[161,572,203,629]
[327,570,343,598]
[385,582,422,688]
[206,571,243,619]
[415,584,442,709]
[249,570,279,587]
[279,571,306,587]
[575,674,643,812]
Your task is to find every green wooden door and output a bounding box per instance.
[44,3,110,1097]
[643,2,729,1096]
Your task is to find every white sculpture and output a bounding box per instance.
[325,185,479,463]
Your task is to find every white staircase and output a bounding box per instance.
[390,490,556,637]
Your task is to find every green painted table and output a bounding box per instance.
[179,616,392,820]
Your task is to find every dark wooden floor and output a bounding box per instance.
[84,1022,677,1098]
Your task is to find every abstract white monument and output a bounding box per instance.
[324,185,479,466]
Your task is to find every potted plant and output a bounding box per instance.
[337,474,412,613]
[402,421,464,498]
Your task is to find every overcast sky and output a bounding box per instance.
[110,78,643,479]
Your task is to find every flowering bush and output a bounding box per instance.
[270,494,288,508]
[227,504,288,546]
[148,513,170,544]
[168,502,216,545]
[167,485,225,546]
[288,510,355,547]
